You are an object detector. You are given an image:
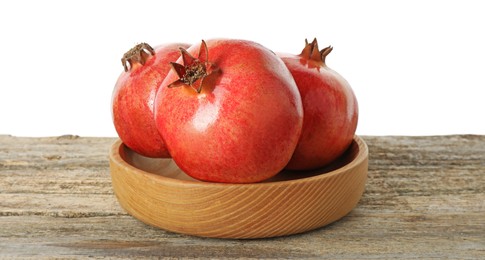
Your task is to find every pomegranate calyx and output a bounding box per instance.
[320,45,333,65]
[300,38,332,65]
[121,43,155,72]
[168,40,218,93]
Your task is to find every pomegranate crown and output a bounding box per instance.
[168,40,218,93]
[300,38,332,65]
[121,42,155,72]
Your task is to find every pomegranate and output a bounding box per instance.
[154,39,303,183]
[279,39,358,170]
[112,42,189,158]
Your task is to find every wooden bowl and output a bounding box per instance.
[109,136,368,239]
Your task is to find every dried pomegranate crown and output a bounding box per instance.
[121,43,155,72]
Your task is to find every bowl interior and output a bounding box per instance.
[119,138,361,183]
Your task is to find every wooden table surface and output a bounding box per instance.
[1,135,484,259]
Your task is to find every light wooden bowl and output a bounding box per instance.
[109,136,368,239]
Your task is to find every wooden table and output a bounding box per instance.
[1,135,484,259]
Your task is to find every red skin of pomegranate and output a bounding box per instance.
[279,39,358,170]
[154,39,303,183]
[112,42,189,158]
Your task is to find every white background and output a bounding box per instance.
[1,0,484,137]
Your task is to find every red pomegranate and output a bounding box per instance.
[112,42,189,157]
[279,39,358,170]
[154,39,303,183]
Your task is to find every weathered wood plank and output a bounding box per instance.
[1,135,484,259]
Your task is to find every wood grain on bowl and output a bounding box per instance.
[109,136,368,239]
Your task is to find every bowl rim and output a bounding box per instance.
[110,135,368,188]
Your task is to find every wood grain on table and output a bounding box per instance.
[1,135,484,259]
